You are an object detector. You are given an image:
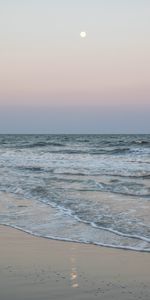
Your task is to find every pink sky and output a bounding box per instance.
[0,1,150,132]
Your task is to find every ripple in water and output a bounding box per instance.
[0,134,150,252]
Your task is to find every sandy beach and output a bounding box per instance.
[0,225,150,300]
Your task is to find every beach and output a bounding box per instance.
[0,225,150,300]
[1,0,150,297]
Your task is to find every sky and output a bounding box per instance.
[0,0,150,133]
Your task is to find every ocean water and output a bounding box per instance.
[0,134,150,252]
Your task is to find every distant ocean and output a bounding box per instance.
[0,134,150,252]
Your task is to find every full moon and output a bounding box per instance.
[80,31,87,38]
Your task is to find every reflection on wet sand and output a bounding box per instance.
[70,246,79,288]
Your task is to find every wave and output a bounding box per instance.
[90,222,150,243]
[1,190,150,253]
[17,166,44,172]
[18,142,65,148]
[91,148,130,155]
[47,149,88,154]
[53,170,150,179]
[0,134,150,253]
[35,196,150,245]
[130,140,150,146]
[77,188,150,198]
[97,173,150,179]
[1,223,150,253]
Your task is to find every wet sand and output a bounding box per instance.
[0,225,150,300]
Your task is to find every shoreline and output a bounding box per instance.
[1,224,150,253]
[0,225,150,300]
[1,191,149,254]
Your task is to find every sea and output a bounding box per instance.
[0,134,150,252]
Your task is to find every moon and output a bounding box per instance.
[80,31,87,38]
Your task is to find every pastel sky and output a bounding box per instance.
[0,0,150,133]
